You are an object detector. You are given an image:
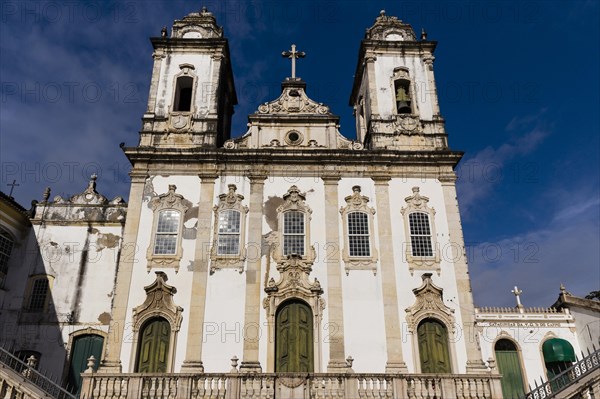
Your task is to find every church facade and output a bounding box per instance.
[0,8,598,399]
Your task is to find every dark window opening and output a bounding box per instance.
[394,79,412,114]
[174,76,193,112]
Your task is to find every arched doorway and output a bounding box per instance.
[275,300,313,372]
[67,334,103,392]
[136,317,171,373]
[417,318,451,373]
[495,339,525,398]
[542,338,576,379]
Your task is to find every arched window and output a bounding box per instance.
[0,228,14,287]
[154,210,181,255]
[542,338,576,379]
[408,212,433,257]
[495,339,525,398]
[417,318,451,373]
[173,76,193,112]
[136,317,171,373]
[283,211,305,256]
[275,300,313,372]
[394,78,412,114]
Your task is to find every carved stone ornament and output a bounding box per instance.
[405,273,455,334]
[69,174,108,205]
[263,254,325,371]
[257,86,330,115]
[340,186,379,275]
[273,186,315,264]
[223,140,236,149]
[170,7,223,39]
[364,10,417,41]
[146,185,189,271]
[169,113,191,131]
[210,184,249,274]
[400,187,440,274]
[132,272,184,333]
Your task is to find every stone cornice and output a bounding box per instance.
[122,146,463,169]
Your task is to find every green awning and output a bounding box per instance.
[542,338,576,363]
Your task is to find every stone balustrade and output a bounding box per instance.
[80,371,503,399]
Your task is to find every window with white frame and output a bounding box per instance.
[339,185,378,274]
[154,210,181,255]
[401,187,440,273]
[347,212,370,257]
[146,185,188,270]
[408,212,433,257]
[217,209,241,255]
[283,211,305,256]
[274,186,313,263]
[210,184,248,273]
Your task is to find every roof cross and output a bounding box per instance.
[282,44,305,79]
[7,179,19,198]
[511,286,523,308]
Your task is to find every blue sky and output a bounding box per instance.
[1,0,598,306]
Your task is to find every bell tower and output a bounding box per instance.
[139,7,237,148]
[350,11,447,151]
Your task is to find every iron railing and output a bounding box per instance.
[523,346,600,399]
[0,344,76,399]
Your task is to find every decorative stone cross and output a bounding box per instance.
[7,179,19,197]
[511,286,523,308]
[282,44,305,79]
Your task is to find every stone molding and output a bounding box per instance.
[146,185,189,271]
[339,186,378,275]
[405,273,456,334]
[263,254,325,372]
[130,272,183,373]
[209,184,248,274]
[400,186,441,274]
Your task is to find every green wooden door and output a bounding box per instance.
[418,319,451,373]
[136,318,170,373]
[495,340,525,398]
[67,334,103,392]
[276,301,313,372]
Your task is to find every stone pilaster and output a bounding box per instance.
[423,56,441,116]
[322,175,348,372]
[365,53,379,116]
[99,172,147,372]
[239,173,266,372]
[181,173,217,372]
[439,173,487,372]
[146,51,164,114]
[372,176,408,373]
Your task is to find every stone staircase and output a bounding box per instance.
[0,345,76,399]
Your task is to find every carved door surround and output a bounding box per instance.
[130,272,183,373]
[406,273,458,373]
[264,254,324,372]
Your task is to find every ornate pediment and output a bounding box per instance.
[171,7,223,39]
[405,273,455,333]
[132,272,183,332]
[149,185,189,213]
[401,186,433,214]
[365,10,417,41]
[256,80,331,116]
[69,174,108,205]
[277,186,312,215]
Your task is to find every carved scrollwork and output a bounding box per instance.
[405,273,455,333]
[256,86,331,115]
[364,10,417,41]
[223,140,236,149]
[132,272,184,333]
